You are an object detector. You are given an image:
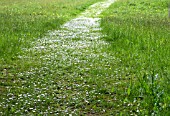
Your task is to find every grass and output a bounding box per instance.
[0,0,102,59]
[0,0,170,115]
[101,0,170,115]
[0,0,107,115]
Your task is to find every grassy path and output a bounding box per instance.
[0,0,121,115]
[0,0,103,58]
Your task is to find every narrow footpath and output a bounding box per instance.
[0,0,122,115]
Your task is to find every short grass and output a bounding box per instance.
[101,0,170,115]
[0,0,102,59]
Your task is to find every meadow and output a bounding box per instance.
[0,0,170,115]
[101,0,170,115]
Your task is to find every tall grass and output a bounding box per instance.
[101,0,170,115]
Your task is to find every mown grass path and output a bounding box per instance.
[0,0,121,115]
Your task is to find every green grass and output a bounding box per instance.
[1,0,170,115]
[101,0,170,115]
[0,0,102,59]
